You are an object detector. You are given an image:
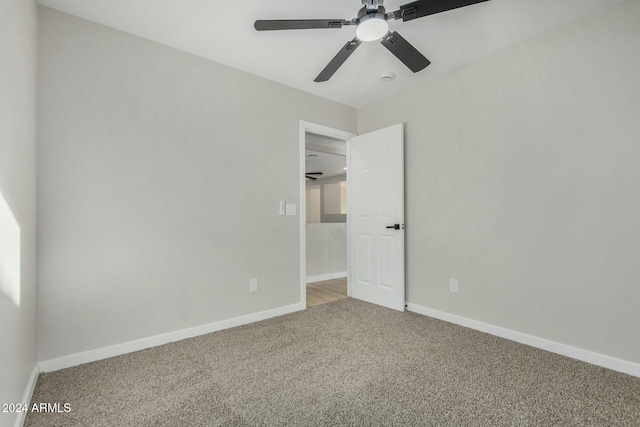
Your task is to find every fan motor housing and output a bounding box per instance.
[357,5,386,19]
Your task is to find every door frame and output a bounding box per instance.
[299,121,356,308]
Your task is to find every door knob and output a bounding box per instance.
[386,224,403,230]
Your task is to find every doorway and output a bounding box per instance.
[299,122,405,311]
[299,122,355,308]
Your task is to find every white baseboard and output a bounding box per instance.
[39,302,305,373]
[14,364,40,427]
[406,303,640,378]
[306,272,347,284]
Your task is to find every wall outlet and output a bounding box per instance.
[285,203,296,216]
[250,278,258,292]
[449,278,458,293]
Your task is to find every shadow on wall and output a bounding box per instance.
[0,189,20,307]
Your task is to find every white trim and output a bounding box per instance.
[39,302,304,373]
[346,140,352,297]
[406,303,640,378]
[299,121,356,308]
[306,271,347,284]
[300,121,356,142]
[14,364,40,427]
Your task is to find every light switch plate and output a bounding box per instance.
[279,201,286,216]
[285,203,296,216]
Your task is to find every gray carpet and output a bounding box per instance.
[26,298,640,426]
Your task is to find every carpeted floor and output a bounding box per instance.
[27,298,640,426]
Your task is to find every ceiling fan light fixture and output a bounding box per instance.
[356,15,388,42]
[255,0,492,81]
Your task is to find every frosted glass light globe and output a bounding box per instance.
[356,17,388,42]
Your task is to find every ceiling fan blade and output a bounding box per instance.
[388,0,490,22]
[380,31,431,73]
[315,38,362,82]
[254,19,351,31]
[305,175,318,180]
[306,172,323,175]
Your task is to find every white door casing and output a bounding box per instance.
[348,124,405,311]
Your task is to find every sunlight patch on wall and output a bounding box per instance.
[0,189,20,307]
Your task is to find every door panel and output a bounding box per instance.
[348,124,404,311]
[357,234,372,285]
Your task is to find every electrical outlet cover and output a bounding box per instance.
[449,279,458,293]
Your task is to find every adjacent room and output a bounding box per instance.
[2,0,640,426]
[304,131,348,308]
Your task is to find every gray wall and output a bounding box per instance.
[0,0,38,425]
[306,224,347,279]
[358,1,640,364]
[37,7,356,361]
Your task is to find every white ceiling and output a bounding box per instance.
[305,133,346,178]
[306,149,346,179]
[38,0,627,108]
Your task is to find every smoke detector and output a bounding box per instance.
[380,72,395,82]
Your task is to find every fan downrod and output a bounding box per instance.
[361,0,385,10]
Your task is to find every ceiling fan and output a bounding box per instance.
[254,0,490,82]
[305,172,324,180]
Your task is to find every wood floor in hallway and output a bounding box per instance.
[306,277,347,308]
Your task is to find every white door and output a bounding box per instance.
[348,124,404,311]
